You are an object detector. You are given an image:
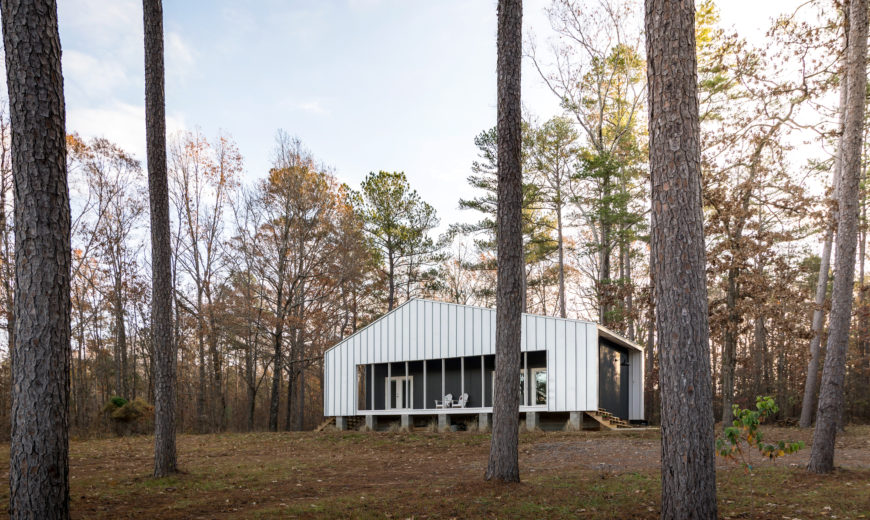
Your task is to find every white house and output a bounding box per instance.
[323,298,644,431]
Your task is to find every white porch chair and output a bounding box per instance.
[452,393,469,408]
[435,393,453,409]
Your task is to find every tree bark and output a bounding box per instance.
[144,0,178,478]
[645,0,718,517]
[485,0,523,484]
[2,0,71,516]
[721,266,738,426]
[808,0,868,474]
[801,18,849,428]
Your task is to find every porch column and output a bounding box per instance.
[526,411,538,431]
[438,413,449,432]
[405,361,409,409]
[568,411,582,431]
[387,363,392,409]
[335,416,347,431]
[460,357,465,396]
[480,355,485,407]
[423,360,427,409]
[441,359,445,399]
[370,365,375,410]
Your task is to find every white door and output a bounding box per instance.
[386,376,413,409]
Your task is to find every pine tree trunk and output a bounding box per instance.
[485,0,523,484]
[721,267,738,426]
[2,0,71,515]
[645,0,718,517]
[809,0,868,474]
[557,204,566,318]
[144,0,177,478]
[801,20,849,427]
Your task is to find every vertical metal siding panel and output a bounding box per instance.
[554,319,563,410]
[367,324,373,364]
[418,301,425,360]
[338,342,344,415]
[492,309,498,354]
[536,316,546,350]
[472,308,480,356]
[422,302,433,359]
[432,301,440,359]
[464,307,474,356]
[372,319,379,364]
[575,322,585,410]
[525,315,531,349]
[629,349,644,420]
[441,303,450,359]
[521,314,529,352]
[586,324,598,410]
[450,305,458,358]
[351,335,357,415]
[323,350,329,416]
[561,320,575,411]
[456,306,465,356]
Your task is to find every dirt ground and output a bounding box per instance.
[0,426,868,519]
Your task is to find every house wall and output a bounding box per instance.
[323,299,613,417]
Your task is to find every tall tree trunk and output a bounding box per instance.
[269,312,284,432]
[809,0,868,474]
[2,0,71,515]
[144,0,177,478]
[721,267,739,426]
[556,204,566,318]
[645,0,718,517]
[801,24,849,427]
[754,316,768,397]
[387,250,396,311]
[485,0,523,484]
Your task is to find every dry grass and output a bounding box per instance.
[0,426,866,519]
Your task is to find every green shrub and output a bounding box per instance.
[716,396,804,471]
[102,397,154,435]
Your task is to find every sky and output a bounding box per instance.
[7,0,796,231]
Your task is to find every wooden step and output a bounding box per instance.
[314,417,335,432]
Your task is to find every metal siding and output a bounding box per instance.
[456,305,465,355]
[433,301,441,358]
[629,349,644,420]
[419,301,427,360]
[561,319,575,411]
[578,321,586,410]
[421,302,435,359]
[535,317,544,349]
[465,307,474,355]
[323,350,329,416]
[586,323,598,410]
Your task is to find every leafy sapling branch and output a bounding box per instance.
[716,396,805,471]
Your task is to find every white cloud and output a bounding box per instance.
[63,49,130,96]
[67,100,187,161]
[165,32,197,81]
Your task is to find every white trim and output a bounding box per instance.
[358,405,549,416]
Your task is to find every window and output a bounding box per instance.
[531,367,547,405]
